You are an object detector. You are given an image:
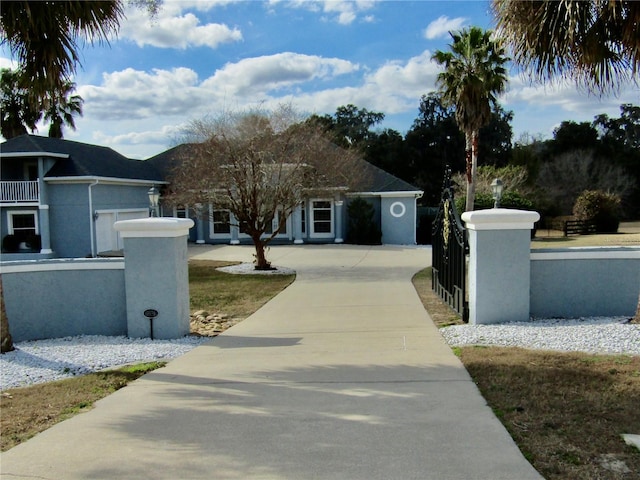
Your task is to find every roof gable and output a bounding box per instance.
[1,135,163,182]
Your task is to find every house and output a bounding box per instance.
[148,144,423,246]
[1,135,422,259]
[1,135,165,259]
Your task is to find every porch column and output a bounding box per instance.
[195,203,205,244]
[334,200,344,243]
[38,205,53,254]
[230,212,240,245]
[114,218,193,339]
[461,209,539,325]
[293,204,304,244]
[37,159,53,254]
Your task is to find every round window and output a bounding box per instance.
[390,201,406,218]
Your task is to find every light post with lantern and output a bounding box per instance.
[491,178,503,208]
[148,186,160,217]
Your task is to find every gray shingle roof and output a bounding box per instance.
[0,135,163,182]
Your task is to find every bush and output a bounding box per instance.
[455,191,534,213]
[2,235,19,253]
[346,197,381,245]
[573,190,621,233]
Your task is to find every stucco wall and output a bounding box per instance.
[530,248,640,318]
[380,196,417,245]
[1,259,126,342]
[48,183,91,257]
[47,182,153,257]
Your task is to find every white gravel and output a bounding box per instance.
[0,335,208,390]
[441,317,640,355]
[2,317,638,391]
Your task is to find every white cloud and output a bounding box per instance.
[119,5,242,49]
[78,67,208,119]
[423,15,467,40]
[0,57,18,69]
[275,0,378,25]
[201,52,360,95]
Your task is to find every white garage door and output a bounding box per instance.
[95,209,147,253]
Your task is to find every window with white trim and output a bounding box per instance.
[7,210,39,243]
[311,200,333,237]
[210,209,231,236]
[174,205,188,219]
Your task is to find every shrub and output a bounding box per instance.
[573,190,621,233]
[455,191,534,213]
[346,197,381,245]
[2,235,19,253]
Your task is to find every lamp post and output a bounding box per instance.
[148,186,160,217]
[491,178,503,208]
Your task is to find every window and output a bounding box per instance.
[7,210,38,243]
[311,200,333,237]
[211,209,231,235]
[300,203,306,235]
[174,206,188,219]
[265,209,288,236]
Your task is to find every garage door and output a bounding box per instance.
[95,210,147,254]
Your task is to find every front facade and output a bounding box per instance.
[148,146,423,247]
[1,135,422,260]
[1,135,165,259]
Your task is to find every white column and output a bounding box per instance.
[461,209,539,325]
[114,218,194,339]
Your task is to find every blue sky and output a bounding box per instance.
[1,0,638,159]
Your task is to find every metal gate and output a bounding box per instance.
[431,167,469,322]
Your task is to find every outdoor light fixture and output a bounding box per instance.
[491,178,503,208]
[148,186,160,217]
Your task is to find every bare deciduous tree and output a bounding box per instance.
[165,105,365,269]
[535,150,635,215]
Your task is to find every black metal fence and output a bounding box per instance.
[431,168,469,322]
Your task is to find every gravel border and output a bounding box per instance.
[0,335,209,391]
[440,317,640,355]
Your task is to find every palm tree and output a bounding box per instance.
[0,68,41,139]
[432,27,509,212]
[492,0,640,93]
[44,81,84,139]
[0,1,124,101]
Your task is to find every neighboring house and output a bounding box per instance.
[148,144,423,246]
[1,135,423,259]
[1,135,165,259]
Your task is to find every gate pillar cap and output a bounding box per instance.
[114,217,194,238]
[462,208,539,231]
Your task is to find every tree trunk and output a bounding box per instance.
[251,236,271,270]
[633,293,640,324]
[464,130,478,212]
[0,275,15,353]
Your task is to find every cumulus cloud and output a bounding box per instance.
[76,52,360,121]
[274,0,378,25]
[78,67,208,119]
[119,4,242,49]
[423,15,467,40]
[201,52,360,95]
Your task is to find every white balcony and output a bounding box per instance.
[0,181,40,204]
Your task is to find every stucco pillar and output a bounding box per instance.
[114,218,194,339]
[230,212,240,245]
[38,205,53,254]
[461,209,539,325]
[334,200,344,243]
[195,203,205,244]
[293,204,304,244]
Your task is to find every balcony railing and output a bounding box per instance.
[0,181,40,203]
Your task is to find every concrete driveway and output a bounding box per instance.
[1,244,541,480]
